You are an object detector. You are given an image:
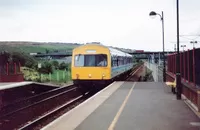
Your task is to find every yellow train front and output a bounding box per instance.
[71,43,134,90]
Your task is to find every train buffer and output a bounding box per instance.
[42,82,200,130]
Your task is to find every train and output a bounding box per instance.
[71,43,134,90]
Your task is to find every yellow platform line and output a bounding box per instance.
[108,82,136,130]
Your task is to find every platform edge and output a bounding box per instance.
[41,81,123,130]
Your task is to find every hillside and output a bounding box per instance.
[0,41,82,53]
[0,41,136,54]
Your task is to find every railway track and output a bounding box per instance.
[18,92,93,130]
[126,64,144,81]
[0,85,85,130]
[0,85,75,119]
[0,63,144,130]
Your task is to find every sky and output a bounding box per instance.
[0,0,200,51]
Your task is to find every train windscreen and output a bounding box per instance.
[74,54,107,67]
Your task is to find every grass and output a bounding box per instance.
[0,43,80,54]
[17,44,76,53]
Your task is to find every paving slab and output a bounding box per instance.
[76,82,200,130]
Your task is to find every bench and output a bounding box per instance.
[166,79,176,94]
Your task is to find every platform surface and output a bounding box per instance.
[43,82,200,130]
[0,81,33,90]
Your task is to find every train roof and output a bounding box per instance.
[74,43,132,57]
[108,47,132,57]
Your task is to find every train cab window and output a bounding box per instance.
[96,54,107,67]
[74,54,84,67]
[74,54,107,67]
[85,55,96,66]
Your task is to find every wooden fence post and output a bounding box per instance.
[57,71,59,81]
[63,71,65,80]
[49,73,51,81]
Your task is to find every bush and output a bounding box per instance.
[59,62,68,70]
[38,61,53,74]
[51,60,59,69]
[21,67,40,81]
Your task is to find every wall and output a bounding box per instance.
[0,74,24,82]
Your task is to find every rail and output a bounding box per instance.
[0,85,81,130]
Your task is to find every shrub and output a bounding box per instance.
[51,60,59,69]
[38,61,53,74]
[59,62,68,70]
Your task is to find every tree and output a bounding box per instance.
[12,52,26,65]
[38,61,53,74]
[11,51,37,68]
[51,60,59,69]
[59,62,68,70]
[46,49,49,54]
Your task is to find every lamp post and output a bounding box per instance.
[190,41,197,48]
[176,0,181,100]
[180,45,186,51]
[174,44,176,52]
[149,11,166,82]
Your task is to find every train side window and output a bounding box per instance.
[118,57,120,66]
[118,57,123,66]
[111,56,118,67]
[111,56,116,67]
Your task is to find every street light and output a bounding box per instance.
[180,45,186,51]
[149,11,166,82]
[190,41,197,48]
[176,0,181,100]
[174,44,176,52]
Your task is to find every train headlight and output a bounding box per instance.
[76,74,79,79]
[88,74,92,78]
[102,74,105,77]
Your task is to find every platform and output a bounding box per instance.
[42,82,200,130]
[0,81,33,91]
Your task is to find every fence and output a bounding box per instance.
[167,48,200,87]
[40,69,71,83]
